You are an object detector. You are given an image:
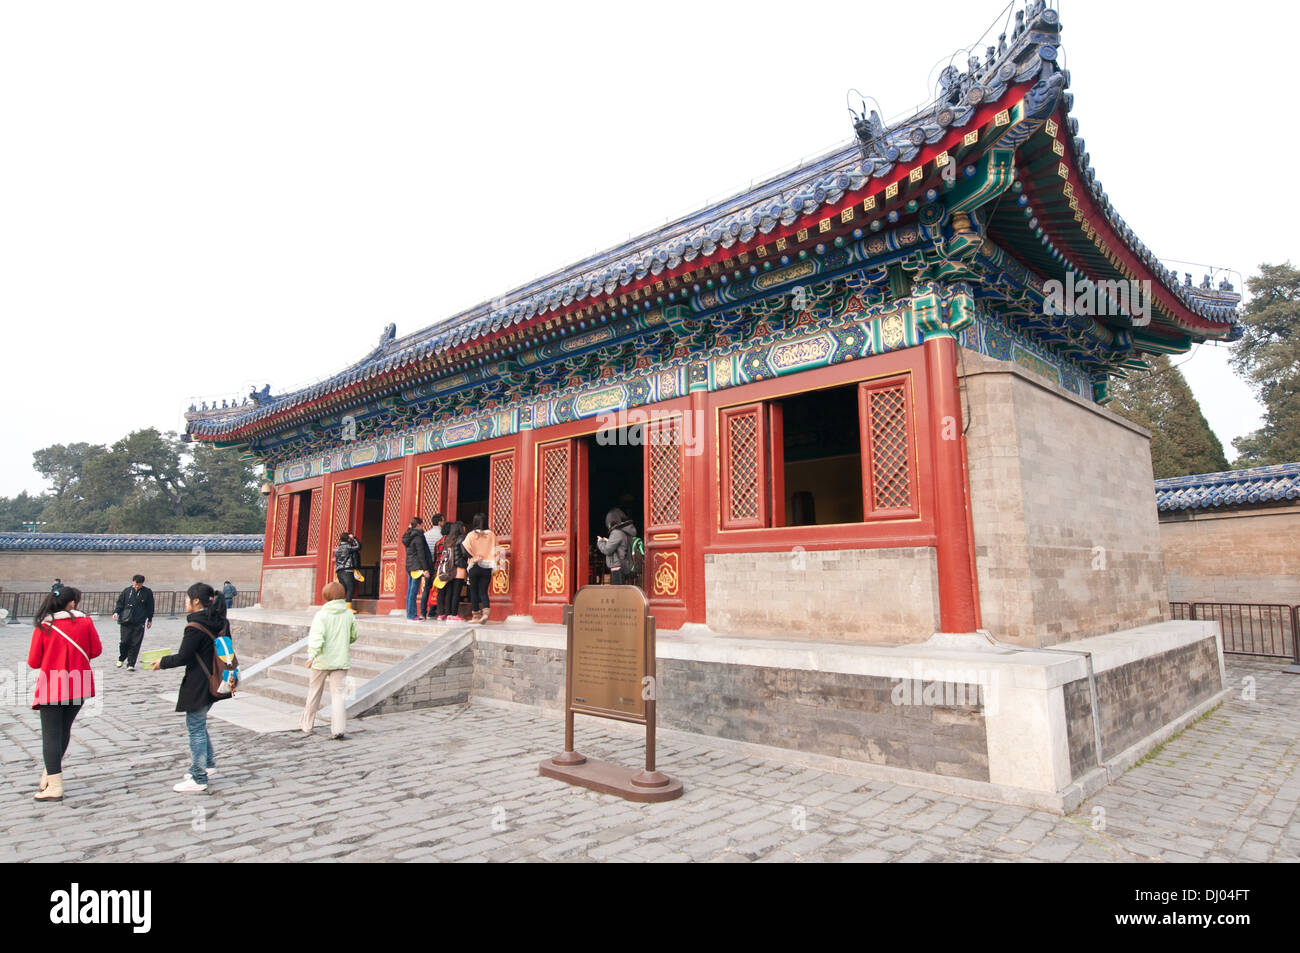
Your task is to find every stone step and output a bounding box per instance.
[237,676,317,708]
[272,661,383,687]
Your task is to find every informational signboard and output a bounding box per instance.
[539,584,681,803]
[569,586,648,722]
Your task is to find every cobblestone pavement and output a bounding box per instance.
[1,620,1296,862]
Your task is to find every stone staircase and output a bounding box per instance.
[235,618,469,712]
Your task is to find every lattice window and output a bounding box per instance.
[381,473,403,548]
[541,445,569,534]
[305,487,322,555]
[867,384,913,513]
[725,409,761,525]
[330,482,353,541]
[490,454,514,537]
[418,467,442,527]
[649,418,681,528]
[272,494,290,557]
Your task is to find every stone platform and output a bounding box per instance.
[222,608,1227,813]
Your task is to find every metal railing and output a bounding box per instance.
[2,589,261,624]
[1171,602,1300,663]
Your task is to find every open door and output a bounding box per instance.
[536,438,576,605]
[487,451,515,612]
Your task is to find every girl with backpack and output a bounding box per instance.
[151,582,230,793]
[28,586,102,802]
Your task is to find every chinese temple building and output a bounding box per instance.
[188,3,1241,808]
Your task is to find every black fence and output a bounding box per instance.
[1171,602,1300,663]
[1,589,261,623]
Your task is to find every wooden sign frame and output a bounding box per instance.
[539,585,682,802]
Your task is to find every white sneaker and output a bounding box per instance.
[173,775,208,794]
[116,661,123,668]
[204,767,217,778]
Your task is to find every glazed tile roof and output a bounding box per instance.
[0,533,264,552]
[187,1,1240,443]
[1155,464,1300,513]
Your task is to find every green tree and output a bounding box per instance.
[26,428,266,534]
[0,491,52,531]
[32,443,108,499]
[1110,355,1229,479]
[1230,262,1300,467]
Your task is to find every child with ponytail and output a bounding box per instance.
[152,582,229,793]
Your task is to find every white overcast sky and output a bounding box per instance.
[1,1,1294,497]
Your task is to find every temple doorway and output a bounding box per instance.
[354,474,386,600]
[449,455,490,528]
[581,426,645,587]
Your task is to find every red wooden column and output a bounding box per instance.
[915,280,982,635]
[515,426,538,620]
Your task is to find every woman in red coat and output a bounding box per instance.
[27,586,102,802]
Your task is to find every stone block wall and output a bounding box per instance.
[962,352,1168,647]
[360,645,474,717]
[703,547,940,643]
[1062,635,1222,772]
[1160,508,1300,606]
[471,636,988,780]
[657,658,989,780]
[260,567,317,610]
[0,550,261,595]
[472,641,567,713]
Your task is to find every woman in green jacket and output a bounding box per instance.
[299,580,358,740]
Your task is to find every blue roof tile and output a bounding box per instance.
[0,533,264,553]
[1155,464,1300,513]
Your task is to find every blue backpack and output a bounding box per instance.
[191,621,240,700]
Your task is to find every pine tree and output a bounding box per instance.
[1229,262,1300,467]
[1110,356,1229,479]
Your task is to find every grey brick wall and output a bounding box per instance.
[1093,638,1222,760]
[471,640,989,780]
[704,547,940,643]
[1062,679,1098,779]
[472,642,567,713]
[1062,636,1222,775]
[360,645,475,717]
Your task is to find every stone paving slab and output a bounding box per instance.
[1,619,1296,862]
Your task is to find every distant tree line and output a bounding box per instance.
[0,429,266,534]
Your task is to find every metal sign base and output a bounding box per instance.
[540,756,683,803]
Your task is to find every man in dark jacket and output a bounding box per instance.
[112,574,154,671]
[401,517,434,620]
[222,581,238,608]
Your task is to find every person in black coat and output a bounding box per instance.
[112,574,154,671]
[151,582,225,794]
[334,533,361,609]
[401,517,435,620]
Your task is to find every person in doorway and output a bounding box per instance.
[597,508,638,585]
[463,513,498,625]
[222,580,238,609]
[300,580,357,740]
[401,516,434,620]
[28,586,101,802]
[435,521,467,622]
[424,518,447,621]
[112,574,154,671]
[152,582,229,793]
[334,532,361,610]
